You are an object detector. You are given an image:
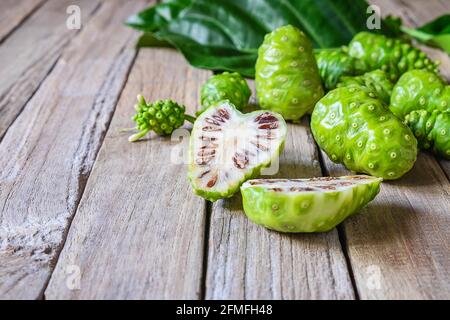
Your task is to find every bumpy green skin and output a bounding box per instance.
[241,177,382,233]
[198,72,251,116]
[311,86,418,180]
[390,70,450,119]
[337,70,394,104]
[404,110,450,159]
[348,32,438,82]
[315,48,363,90]
[128,97,189,141]
[256,25,324,120]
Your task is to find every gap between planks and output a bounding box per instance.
[0,0,47,44]
[0,0,149,300]
[203,82,355,300]
[370,0,450,180]
[39,36,140,302]
[0,0,103,143]
[315,139,361,299]
[44,48,211,300]
[319,0,450,299]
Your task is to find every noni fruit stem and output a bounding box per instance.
[347,32,439,82]
[404,110,450,159]
[311,85,418,180]
[255,25,324,120]
[198,72,251,116]
[390,70,450,119]
[123,95,196,142]
[337,70,394,104]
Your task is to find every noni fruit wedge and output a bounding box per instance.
[348,32,438,82]
[390,70,450,119]
[188,101,287,201]
[198,72,251,116]
[311,85,418,180]
[404,110,450,159]
[255,25,324,120]
[241,175,382,233]
[337,70,394,104]
[315,48,364,90]
[122,95,196,142]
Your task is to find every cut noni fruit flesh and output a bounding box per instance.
[189,101,287,201]
[241,175,382,232]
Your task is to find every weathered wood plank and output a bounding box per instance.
[439,158,450,180]
[438,0,450,11]
[45,49,210,299]
[371,0,450,179]
[0,0,147,300]
[318,0,450,299]
[0,0,100,141]
[0,0,45,42]
[205,84,355,299]
[321,154,450,299]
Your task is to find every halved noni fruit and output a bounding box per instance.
[241,175,382,232]
[189,101,287,202]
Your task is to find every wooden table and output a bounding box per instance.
[0,0,449,300]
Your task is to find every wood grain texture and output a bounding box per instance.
[0,0,100,141]
[205,85,355,299]
[0,0,147,300]
[370,0,450,179]
[45,49,210,299]
[322,153,450,299]
[331,0,450,300]
[0,0,45,42]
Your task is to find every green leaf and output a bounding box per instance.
[127,0,392,76]
[126,0,192,32]
[401,14,450,54]
[156,32,258,77]
[381,15,403,38]
[136,33,173,48]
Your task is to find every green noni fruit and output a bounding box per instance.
[188,101,287,202]
[255,25,324,120]
[315,48,363,90]
[241,175,382,233]
[390,70,450,119]
[337,70,394,104]
[198,72,251,116]
[123,95,196,142]
[348,32,438,82]
[404,110,450,159]
[311,85,418,180]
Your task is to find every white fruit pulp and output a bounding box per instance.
[241,176,382,193]
[191,102,286,194]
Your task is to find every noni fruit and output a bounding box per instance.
[198,72,251,116]
[390,70,450,119]
[348,32,438,82]
[255,25,324,120]
[337,70,394,104]
[188,101,287,202]
[241,175,382,233]
[315,48,364,90]
[311,85,418,180]
[404,110,450,159]
[123,95,196,142]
